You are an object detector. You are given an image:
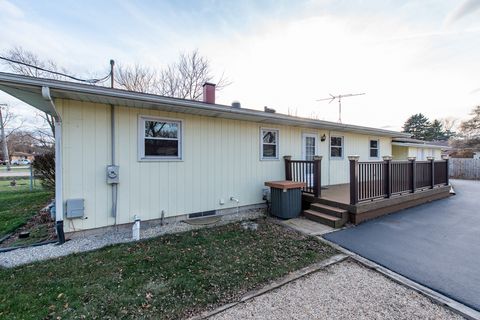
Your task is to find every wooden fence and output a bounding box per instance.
[350,157,449,205]
[449,158,480,180]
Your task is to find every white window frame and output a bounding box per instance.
[302,133,318,161]
[330,135,344,159]
[369,139,380,159]
[138,115,183,161]
[260,127,279,160]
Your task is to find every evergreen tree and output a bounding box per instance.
[402,113,431,140]
[426,119,451,141]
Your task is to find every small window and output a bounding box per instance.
[369,140,379,158]
[261,128,279,159]
[330,136,343,158]
[139,116,182,160]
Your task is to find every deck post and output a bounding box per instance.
[283,155,292,181]
[383,155,392,198]
[348,155,360,205]
[313,155,322,198]
[408,156,416,193]
[442,154,449,185]
[427,156,435,188]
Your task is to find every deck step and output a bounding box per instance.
[303,210,343,228]
[309,203,348,218]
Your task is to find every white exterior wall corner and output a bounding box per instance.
[58,99,395,232]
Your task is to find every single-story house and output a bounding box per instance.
[0,72,450,237]
[391,138,447,161]
[10,151,35,162]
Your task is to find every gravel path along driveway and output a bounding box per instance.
[211,260,462,320]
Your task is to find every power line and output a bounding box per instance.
[0,56,111,84]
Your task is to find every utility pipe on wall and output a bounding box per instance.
[109,60,118,221]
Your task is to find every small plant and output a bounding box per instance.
[32,152,55,190]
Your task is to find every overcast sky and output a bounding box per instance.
[1,0,479,131]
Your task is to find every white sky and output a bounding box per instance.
[0,0,479,131]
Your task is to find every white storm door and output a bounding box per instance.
[302,133,318,161]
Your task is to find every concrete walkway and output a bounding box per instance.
[325,179,480,312]
[277,217,334,236]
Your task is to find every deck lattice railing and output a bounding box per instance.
[349,156,449,205]
[284,156,322,197]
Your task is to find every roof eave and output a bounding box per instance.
[0,72,409,138]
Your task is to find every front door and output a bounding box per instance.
[302,133,318,161]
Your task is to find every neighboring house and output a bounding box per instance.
[0,73,450,236]
[391,138,447,161]
[10,152,35,163]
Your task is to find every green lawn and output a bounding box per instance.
[0,220,337,319]
[0,178,39,192]
[0,189,53,238]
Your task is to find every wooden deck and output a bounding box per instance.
[319,184,350,204]
[285,157,451,226]
[303,183,451,225]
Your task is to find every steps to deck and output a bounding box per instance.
[309,203,347,218]
[303,203,349,228]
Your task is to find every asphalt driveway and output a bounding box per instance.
[324,179,480,311]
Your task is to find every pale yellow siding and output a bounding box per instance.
[327,132,391,185]
[57,99,393,232]
[433,149,442,159]
[407,146,442,161]
[392,145,408,160]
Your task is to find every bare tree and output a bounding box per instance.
[0,105,17,132]
[26,126,55,151]
[440,117,459,133]
[0,105,23,142]
[3,47,230,122]
[460,106,480,138]
[115,64,158,93]
[1,47,69,136]
[116,50,230,100]
[448,106,480,155]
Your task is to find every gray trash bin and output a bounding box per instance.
[265,181,306,219]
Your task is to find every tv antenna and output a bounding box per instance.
[317,93,365,123]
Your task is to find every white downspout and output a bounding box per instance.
[42,86,65,244]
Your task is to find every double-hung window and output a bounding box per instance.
[261,128,279,160]
[369,139,379,158]
[330,136,343,158]
[139,116,182,160]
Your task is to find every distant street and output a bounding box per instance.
[0,167,30,177]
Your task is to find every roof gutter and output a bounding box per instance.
[41,86,65,244]
[391,142,449,149]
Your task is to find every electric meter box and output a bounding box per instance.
[106,165,119,184]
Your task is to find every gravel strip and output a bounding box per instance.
[0,211,264,268]
[210,260,462,320]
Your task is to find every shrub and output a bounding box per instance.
[32,152,55,190]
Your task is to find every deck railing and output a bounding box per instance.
[284,155,322,197]
[349,156,449,205]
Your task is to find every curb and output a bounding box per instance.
[318,237,480,320]
[190,253,348,320]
